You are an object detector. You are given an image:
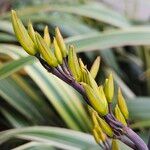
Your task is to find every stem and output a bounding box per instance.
[56,66,72,81]
[103,142,110,150]
[61,61,72,76]
[105,114,123,128]
[36,55,91,105]
[105,114,148,150]
[108,103,112,114]
[123,126,148,150]
[117,135,137,150]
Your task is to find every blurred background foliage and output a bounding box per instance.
[0,0,150,149]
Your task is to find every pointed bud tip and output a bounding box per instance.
[69,44,75,50]
[11,10,15,14]
[115,104,127,126]
[55,27,62,37]
[90,56,101,79]
[11,10,17,20]
[55,27,67,57]
[44,25,49,31]
[117,87,129,119]
[96,56,101,62]
[109,73,113,80]
[55,26,59,32]
[11,9,37,55]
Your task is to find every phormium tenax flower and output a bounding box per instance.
[11,10,148,150]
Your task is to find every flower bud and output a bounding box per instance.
[111,139,119,150]
[81,68,88,83]
[90,56,100,79]
[104,73,114,103]
[115,105,127,126]
[28,22,38,48]
[78,58,88,82]
[91,111,99,126]
[68,45,81,81]
[98,86,107,102]
[92,129,102,144]
[97,115,113,137]
[44,26,51,47]
[53,38,63,64]
[79,58,85,69]
[82,83,108,116]
[55,27,67,57]
[86,71,99,95]
[35,33,58,67]
[95,125,107,142]
[11,10,36,55]
[118,88,129,119]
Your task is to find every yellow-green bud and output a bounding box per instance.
[68,45,81,81]
[53,38,63,64]
[11,10,36,55]
[98,86,107,102]
[81,68,88,83]
[44,26,51,47]
[104,73,114,103]
[92,129,102,144]
[35,33,58,67]
[111,139,119,150]
[90,56,100,79]
[91,111,99,126]
[86,71,99,95]
[97,115,113,137]
[95,125,107,142]
[79,58,85,69]
[55,27,67,57]
[78,58,87,83]
[115,105,127,126]
[28,21,38,48]
[82,83,108,116]
[118,88,129,119]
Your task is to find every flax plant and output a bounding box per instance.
[11,10,148,150]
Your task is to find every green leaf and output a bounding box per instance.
[13,142,56,150]
[0,126,97,149]
[1,2,130,28]
[0,20,14,34]
[0,126,132,150]
[0,56,35,80]
[66,27,150,52]
[131,120,150,129]
[0,107,31,127]
[0,77,45,123]
[0,33,17,42]
[128,97,150,120]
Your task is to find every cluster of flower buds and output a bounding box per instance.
[89,86,129,149]
[11,10,148,150]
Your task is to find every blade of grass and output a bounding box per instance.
[0,78,45,123]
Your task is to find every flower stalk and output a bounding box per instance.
[11,10,148,150]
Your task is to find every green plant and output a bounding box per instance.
[9,10,148,150]
[0,1,150,150]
